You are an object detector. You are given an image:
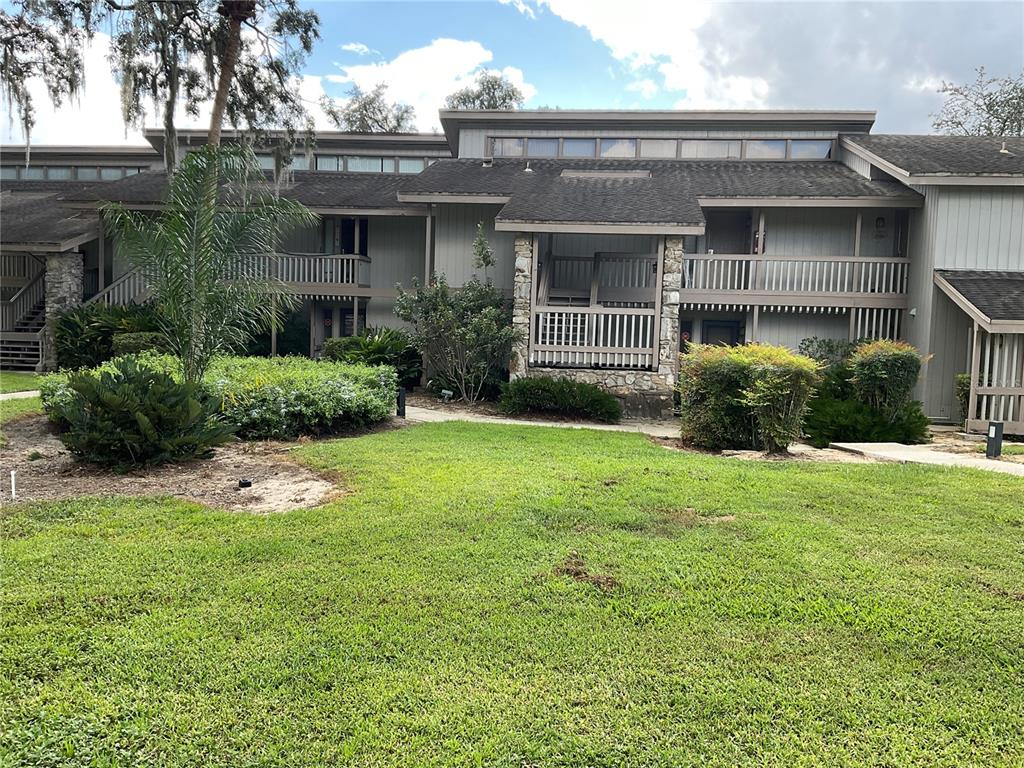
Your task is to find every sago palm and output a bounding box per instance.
[103,144,317,383]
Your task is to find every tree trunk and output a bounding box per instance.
[207,1,255,146]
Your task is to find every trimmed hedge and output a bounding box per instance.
[498,377,622,423]
[47,357,234,469]
[849,340,924,420]
[677,343,819,453]
[322,327,422,388]
[42,353,398,441]
[54,303,161,370]
[111,331,165,356]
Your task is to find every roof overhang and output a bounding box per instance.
[1,230,97,253]
[934,271,1024,334]
[841,137,1024,187]
[396,193,511,204]
[494,220,704,235]
[698,195,923,208]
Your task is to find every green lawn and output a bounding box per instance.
[0,370,38,393]
[2,423,1022,767]
[975,442,1024,456]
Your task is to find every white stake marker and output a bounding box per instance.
[9,470,16,500]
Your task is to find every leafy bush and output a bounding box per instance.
[111,331,165,356]
[804,398,930,448]
[54,302,161,370]
[322,327,422,388]
[798,336,858,368]
[43,353,398,441]
[849,340,924,421]
[677,344,819,453]
[955,373,972,423]
[47,357,233,469]
[498,377,622,423]
[395,275,519,402]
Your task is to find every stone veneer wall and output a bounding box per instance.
[509,233,684,420]
[42,251,83,371]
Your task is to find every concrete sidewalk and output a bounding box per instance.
[0,390,40,401]
[831,442,1024,477]
[404,405,679,438]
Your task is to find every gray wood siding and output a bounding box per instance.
[756,311,849,349]
[906,185,1024,420]
[546,233,657,258]
[366,216,424,290]
[838,147,873,179]
[280,222,323,252]
[763,208,897,257]
[433,203,515,289]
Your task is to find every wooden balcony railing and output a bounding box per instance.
[0,271,44,331]
[680,254,908,307]
[531,305,657,370]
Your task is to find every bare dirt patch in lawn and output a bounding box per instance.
[652,437,875,463]
[929,432,1024,464]
[553,551,619,591]
[651,507,737,536]
[0,415,343,513]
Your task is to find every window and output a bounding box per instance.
[290,154,310,171]
[256,155,276,171]
[381,158,396,173]
[316,155,340,171]
[790,139,833,159]
[21,166,45,180]
[745,140,786,159]
[0,166,16,180]
[562,138,597,157]
[46,166,72,180]
[640,139,677,158]
[347,156,384,173]
[77,167,99,180]
[398,158,425,174]
[526,138,559,157]
[491,137,523,157]
[124,168,139,176]
[679,140,742,159]
[599,138,637,158]
[99,167,124,180]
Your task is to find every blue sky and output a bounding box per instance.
[4,0,1023,145]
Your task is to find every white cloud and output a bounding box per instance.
[325,38,537,132]
[626,78,658,99]
[498,0,536,20]
[340,42,377,56]
[904,74,945,93]
[522,0,769,108]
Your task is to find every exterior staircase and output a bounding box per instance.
[1,272,46,372]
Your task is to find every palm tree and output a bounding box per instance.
[103,144,316,383]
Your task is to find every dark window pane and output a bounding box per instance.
[99,167,123,180]
[47,166,72,179]
[77,167,99,180]
[21,166,45,179]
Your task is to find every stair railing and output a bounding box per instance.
[84,268,149,307]
[0,271,45,332]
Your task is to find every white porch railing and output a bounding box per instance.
[968,330,1024,434]
[85,269,149,307]
[0,271,44,331]
[681,254,908,299]
[531,305,657,369]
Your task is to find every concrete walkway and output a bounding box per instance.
[0,390,40,401]
[405,405,679,438]
[832,442,1024,477]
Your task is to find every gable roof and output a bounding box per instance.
[934,269,1024,333]
[842,135,1024,184]
[0,194,99,250]
[400,158,921,233]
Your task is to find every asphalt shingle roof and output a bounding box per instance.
[936,269,1024,322]
[0,194,99,247]
[845,135,1024,176]
[402,158,919,227]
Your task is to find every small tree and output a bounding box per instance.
[472,221,495,280]
[932,67,1024,136]
[394,275,520,402]
[103,144,316,383]
[322,83,415,133]
[445,71,525,110]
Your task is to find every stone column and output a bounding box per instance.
[658,236,684,389]
[42,251,84,371]
[510,233,534,379]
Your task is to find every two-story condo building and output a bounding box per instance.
[2,110,1022,432]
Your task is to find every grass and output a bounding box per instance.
[0,395,42,446]
[2,422,1023,767]
[974,442,1024,456]
[0,370,38,393]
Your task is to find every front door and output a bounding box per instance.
[702,319,742,346]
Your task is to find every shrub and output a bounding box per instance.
[677,343,819,453]
[54,302,161,369]
[955,373,972,422]
[48,357,234,469]
[112,331,165,356]
[498,377,622,423]
[43,353,398,441]
[804,398,930,448]
[322,327,422,388]
[395,275,519,402]
[849,340,924,421]
[798,336,859,368]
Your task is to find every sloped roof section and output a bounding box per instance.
[935,269,1024,323]
[845,135,1024,177]
[0,194,99,249]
